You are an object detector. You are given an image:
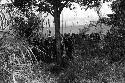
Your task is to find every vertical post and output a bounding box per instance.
[65,21,66,34]
[62,12,63,35]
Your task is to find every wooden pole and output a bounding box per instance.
[62,12,63,35]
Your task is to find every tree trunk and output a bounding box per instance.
[54,7,62,65]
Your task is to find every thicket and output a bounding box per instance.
[1,25,125,83]
[29,29,125,83]
[1,12,125,83]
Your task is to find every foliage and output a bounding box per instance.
[0,4,13,30]
[0,30,58,83]
[11,0,109,15]
[11,14,41,42]
[97,17,112,26]
[27,31,125,82]
[10,0,112,66]
[0,31,28,82]
[6,0,125,82]
[11,0,37,17]
[54,32,125,83]
[107,0,125,29]
[1,27,125,83]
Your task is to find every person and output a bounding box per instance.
[64,35,74,60]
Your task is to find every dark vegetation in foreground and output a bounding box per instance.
[29,30,125,82]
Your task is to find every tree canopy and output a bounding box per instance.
[10,0,111,65]
[107,0,125,28]
[11,0,110,15]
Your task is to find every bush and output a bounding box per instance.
[0,31,58,83]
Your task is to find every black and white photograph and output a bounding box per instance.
[0,0,125,83]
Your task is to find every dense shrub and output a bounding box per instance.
[104,31,125,64]
[9,28,124,83]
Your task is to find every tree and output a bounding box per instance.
[10,0,110,65]
[11,13,41,40]
[106,0,125,65]
[0,4,14,30]
[106,0,125,38]
[107,0,125,28]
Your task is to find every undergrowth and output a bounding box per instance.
[0,32,125,83]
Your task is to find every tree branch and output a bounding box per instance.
[59,1,70,14]
[36,2,54,16]
[48,9,54,16]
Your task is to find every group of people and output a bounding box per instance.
[31,32,103,64]
[31,33,74,65]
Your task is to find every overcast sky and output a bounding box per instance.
[37,2,113,27]
[0,0,113,35]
